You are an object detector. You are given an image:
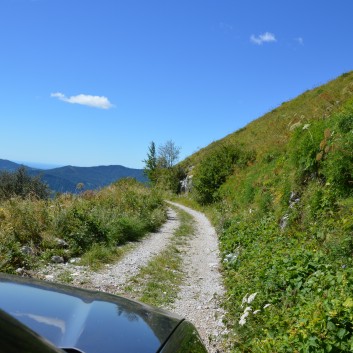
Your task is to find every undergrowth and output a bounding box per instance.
[0,178,166,273]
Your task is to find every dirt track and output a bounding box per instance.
[35,203,227,352]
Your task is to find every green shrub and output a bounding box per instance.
[321,109,353,196]
[5,198,49,245]
[193,144,253,204]
[0,235,35,273]
[289,120,328,183]
[108,216,146,244]
[289,105,353,196]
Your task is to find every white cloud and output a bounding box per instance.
[250,32,277,45]
[51,92,114,109]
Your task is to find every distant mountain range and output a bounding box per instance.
[0,159,148,193]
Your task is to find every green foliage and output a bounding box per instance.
[321,109,353,196]
[193,144,253,204]
[0,167,49,200]
[289,103,353,196]
[0,236,35,273]
[110,216,146,243]
[56,205,109,254]
[143,140,183,192]
[0,178,166,272]
[289,120,328,182]
[155,164,187,194]
[143,141,157,183]
[80,243,125,270]
[220,213,353,352]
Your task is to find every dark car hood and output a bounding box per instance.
[0,274,182,353]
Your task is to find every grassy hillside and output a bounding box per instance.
[184,72,353,167]
[181,72,353,352]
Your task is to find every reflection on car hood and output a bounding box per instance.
[0,273,182,353]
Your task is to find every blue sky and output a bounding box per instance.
[1,0,352,169]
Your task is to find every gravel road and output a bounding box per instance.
[35,203,227,352]
[166,202,227,352]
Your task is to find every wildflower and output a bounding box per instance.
[253,310,261,315]
[244,306,252,313]
[241,293,248,308]
[247,292,257,304]
[239,310,251,326]
[239,316,247,326]
[224,253,238,265]
[263,304,271,309]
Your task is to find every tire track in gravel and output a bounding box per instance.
[88,207,180,294]
[35,207,180,293]
[166,202,227,353]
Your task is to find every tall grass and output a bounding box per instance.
[0,178,166,273]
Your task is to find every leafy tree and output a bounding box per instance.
[157,140,180,169]
[143,140,183,191]
[143,141,158,183]
[0,167,50,200]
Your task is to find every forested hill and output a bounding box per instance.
[180,71,353,351]
[0,159,147,193]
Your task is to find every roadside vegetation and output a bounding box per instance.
[0,175,166,274]
[178,71,353,352]
[143,140,185,193]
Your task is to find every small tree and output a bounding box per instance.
[143,141,158,183]
[158,140,180,169]
[143,140,183,191]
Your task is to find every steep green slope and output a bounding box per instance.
[182,72,353,352]
[184,72,353,168]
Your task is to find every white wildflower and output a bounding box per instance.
[239,310,250,326]
[247,292,257,304]
[241,293,248,308]
[244,306,252,313]
[239,316,247,326]
[253,310,261,315]
[263,304,271,309]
